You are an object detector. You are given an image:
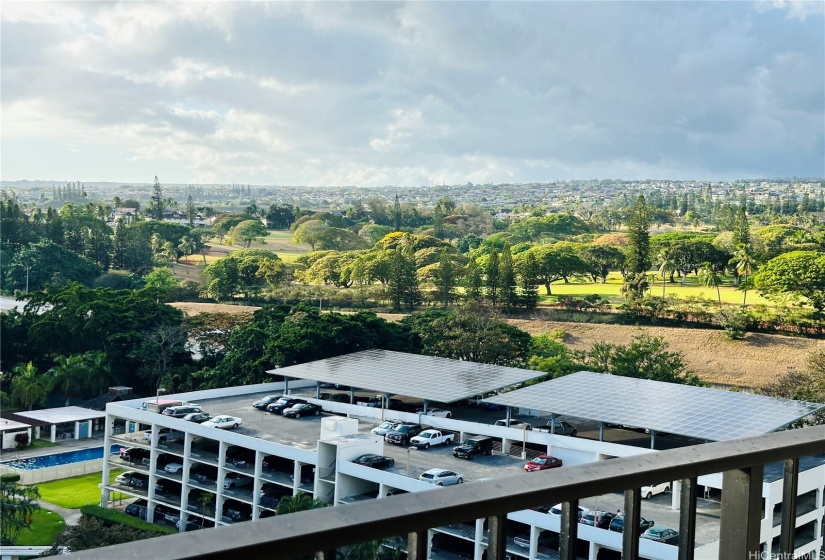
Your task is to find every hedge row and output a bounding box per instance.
[79,505,177,535]
[0,473,21,483]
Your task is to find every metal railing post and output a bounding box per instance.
[559,500,580,560]
[719,464,765,559]
[488,513,507,560]
[678,477,697,560]
[779,458,799,556]
[407,530,428,560]
[623,487,641,560]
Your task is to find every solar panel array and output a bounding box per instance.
[483,371,824,442]
[268,349,543,403]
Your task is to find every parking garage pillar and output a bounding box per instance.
[74,421,80,440]
[50,424,56,443]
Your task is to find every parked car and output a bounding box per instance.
[162,405,205,418]
[417,407,452,418]
[410,429,455,449]
[523,455,563,472]
[119,447,150,463]
[609,515,655,534]
[370,421,399,436]
[323,393,350,403]
[419,468,464,486]
[641,526,680,545]
[223,501,252,522]
[143,427,184,444]
[266,397,306,414]
[154,479,180,495]
[223,472,253,489]
[115,471,149,489]
[537,503,590,519]
[164,462,184,473]
[202,415,242,429]
[385,423,424,445]
[252,395,281,410]
[283,403,323,418]
[495,419,532,430]
[453,435,494,460]
[190,465,217,485]
[535,419,578,437]
[580,510,616,529]
[353,454,395,470]
[124,499,147,518]
[641,481,672,499]
[182,412,211,423]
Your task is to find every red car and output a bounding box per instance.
[523,455,563,472]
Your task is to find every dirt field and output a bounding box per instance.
[169,302,823,388]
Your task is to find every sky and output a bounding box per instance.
[1,1,823,187]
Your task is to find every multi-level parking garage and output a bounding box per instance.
[101,351,825,560]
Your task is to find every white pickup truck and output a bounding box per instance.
[410,429,455,449]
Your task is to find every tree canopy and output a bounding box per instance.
[753,251,825,313]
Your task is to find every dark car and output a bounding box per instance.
[452,435,494,460]
[323,393,350,403]
[182,412,211,423]
[266,397,306,414]
[641,526,680,545]
[283,403,323,418]
[609,514,655,534]
[385,423,424,445]
[353,454,396,470]
[119,447,150,464]
[124,499,148,518]
[523,455,563,472]
[580,510,616,529]
[127,472,149,489]
[252,395,282,410]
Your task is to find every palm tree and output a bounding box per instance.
[150,233,163,254]
[48,354,86,406]
[656,249,675,299]
[11,362,51,410]
[698,261,723,307]
[734,245,758,307]
[178,236,196,263]
[276,493,327,515]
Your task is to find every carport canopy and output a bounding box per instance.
[266,349,544,404]
[14,406,105,424]
[482,371,825,442]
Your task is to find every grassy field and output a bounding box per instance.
[36,469,125,509]
[15,508,65,546]
[540,273,773,306]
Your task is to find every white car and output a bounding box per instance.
[545,503,590,519]
[223,472,253,489]
[417,408,452,418]
[419,468,463,486]
[164,462,184,473]
[370,421,399,436]
[202,415,242,429]
[641,481,671,499]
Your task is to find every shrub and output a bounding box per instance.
[78,505,176,535]
[719,310,748,340]
[14,432,30,449]
[0,473,21,483]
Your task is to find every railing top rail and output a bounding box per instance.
[69,425,824,560]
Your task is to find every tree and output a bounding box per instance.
[698,261,723,306]
[128,323,189,392]
[186,194,196,227]
[227,220,268,248]
[733,245,758,306]
[43,516,158,554]
[518,245,588,295]
[386,249,420,311]
[0,483,40,545]
[756,349,825,425]
[178,236,196,261]
[432,248,460,308]
[401,303,532,367]
[517,251,540,308]
[578,244,625,283]
[484,251,501,305]
[151,176,163,220]
[276,493,327,515]
[203,249,285,300]
[753,251,825,314]
[4,240,102,293]
[499,245,519,309]
[576,334,703,385]
[10,361,51,410]
[656,249,676,299]
[622,195,652,302]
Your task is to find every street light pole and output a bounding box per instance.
[521,424,527,460]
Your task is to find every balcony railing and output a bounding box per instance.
[71,426,824,560]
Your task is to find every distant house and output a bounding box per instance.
[111,207,138,224]
[808,212,825,223]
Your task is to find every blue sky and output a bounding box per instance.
[1,1,823,186]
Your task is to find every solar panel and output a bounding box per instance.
[267,350,543,403]
[483,371,824,442]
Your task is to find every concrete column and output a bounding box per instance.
[87,420,93,438]
[74,421,80,440]
[528,525,539,560]
[588,542,601,560]
[50,424,56,443]
[34,426,40,440]
[293,461,302,495]
[251,450,263,520]
[101,416,112,507]
[719,465,765,559]
[474,518,485,560]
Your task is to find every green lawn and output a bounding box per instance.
[35,469,125,509]
[28,440,58,450]
[541,273,772,306]
[15,508,65,546]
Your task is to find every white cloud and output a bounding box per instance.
[1,1,822,184]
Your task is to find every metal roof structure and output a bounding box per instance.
[267,349,543,404]
[483,371,825,442]
[14,406,106,424]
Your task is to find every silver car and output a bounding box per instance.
[419,468,464,486]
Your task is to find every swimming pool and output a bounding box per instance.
[1,445,121,470]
